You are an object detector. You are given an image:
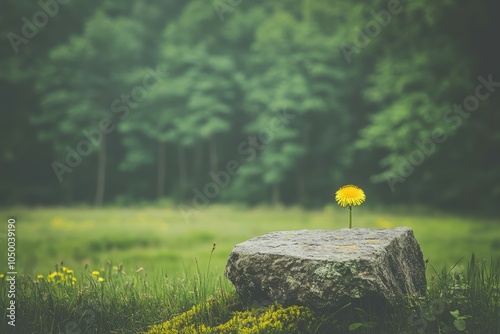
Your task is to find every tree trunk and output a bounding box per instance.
[94,135,106,206]
[297,169,306,203]
[209,135,218,173]
[178,145,187,200]
[193,141,203,184]
[298,129,309,203]
[272,183,281,205]
[157,141,166,199]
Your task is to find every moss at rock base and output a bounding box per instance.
[147,302,316,334]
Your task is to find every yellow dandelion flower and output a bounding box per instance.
[335,184,366,229]
[335,184,365,207]
[37,274,44,279]
[0,274,4,279]
[92,271,100,276]
[66,269,74,274]
[97,277,105,282]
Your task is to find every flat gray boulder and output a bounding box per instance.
[225,227,426,310]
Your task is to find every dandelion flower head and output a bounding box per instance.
[335,184,366,207]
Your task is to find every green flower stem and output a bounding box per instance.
[349,205,352,229]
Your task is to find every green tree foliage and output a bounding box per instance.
[1,0,498,212]
[34,11,144,205]
[355,0,500,209]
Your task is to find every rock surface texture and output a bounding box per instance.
[225,227,426,310]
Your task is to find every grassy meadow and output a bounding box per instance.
[0,204,499,333]
[1,204,499,276]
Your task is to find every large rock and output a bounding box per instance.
[225,227,426,310]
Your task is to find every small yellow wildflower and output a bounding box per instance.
[0,274,4,279]
[335,184,366,229]
[37,274,44,279]
[66,269,74,274]
[97,277,105,282]
[92,271,100,276]
[335,184,366,207]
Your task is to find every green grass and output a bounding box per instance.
[0,204,499,333]
[145,253,500,333]
[0,260,236,333]
[1,204,499,275]
[1,255,498,333]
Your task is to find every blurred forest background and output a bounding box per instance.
[1,0,499,214]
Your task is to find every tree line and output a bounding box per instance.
[1,0,499,213]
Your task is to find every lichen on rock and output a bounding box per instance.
[225,227,426,311]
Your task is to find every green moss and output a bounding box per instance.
[147,302,317,334]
